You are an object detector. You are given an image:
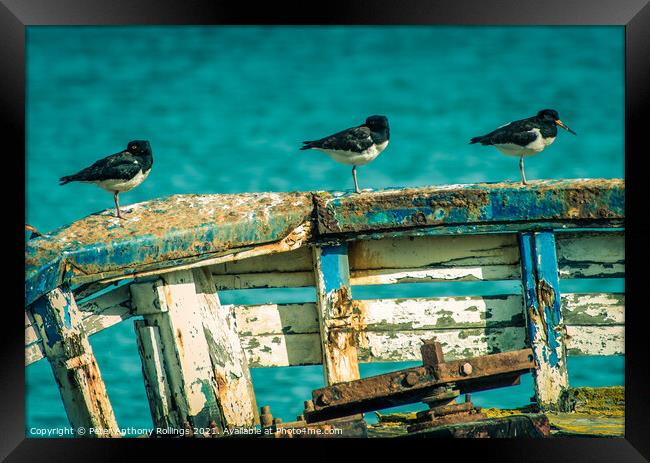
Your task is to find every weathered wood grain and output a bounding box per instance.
[519,231,569,411]
[565,326,624,356]
[192,267,259,427]
[26,291,624,367]
[556,232,624,279]
[131,270,228,432]
[562,293,624,325]
[29,286,120,437]
[26,285,134,366]
[134,320,177,429]
[313,244,360,384]
[238,322,623,368]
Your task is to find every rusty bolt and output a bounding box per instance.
[304,400,315,412]
[404,372,419,387]
[460,362,473,376]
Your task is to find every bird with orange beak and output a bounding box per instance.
[470,109,576,185]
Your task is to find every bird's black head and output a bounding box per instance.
[363,115,389,140]
[127,140,152,155]
[536,109,576,135]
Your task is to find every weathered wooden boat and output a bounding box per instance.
[24,178,624,437]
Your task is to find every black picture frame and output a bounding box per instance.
[3,0,648,460]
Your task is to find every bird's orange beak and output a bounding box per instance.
[555,119,576,135]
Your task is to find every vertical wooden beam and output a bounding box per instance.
[30,286,120,437]
[130,268,257,434]
[192,267,259,427]
[134,320,178,430]
[312,244,360,385]
[518,231,569,410]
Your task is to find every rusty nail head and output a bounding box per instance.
[405,372,419,386]
[460,362,473,376]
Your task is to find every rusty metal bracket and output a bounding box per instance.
[304,339,534,424]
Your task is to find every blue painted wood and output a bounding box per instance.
[518,231,569,410]
[313,243,360,384]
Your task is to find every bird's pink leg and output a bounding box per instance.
[114,191,124,219]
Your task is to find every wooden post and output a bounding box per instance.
[134,320,178,430]
[312,244,360,385]
[30,285,120,437]
[518,231,569,410]
[130,268,257,434]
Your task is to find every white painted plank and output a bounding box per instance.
[240,333,322,368]
[138,270,227,431]
[566,326,624,355]
[562,293,624,325]
[134,321,178,429]
[192,267,258,427]
[556,232,624,279]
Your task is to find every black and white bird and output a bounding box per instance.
[470,109,576,185]
[59,140,153,219]
[300,115,390,193]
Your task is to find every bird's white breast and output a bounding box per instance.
[494,128,555,157]
[94,168,151,192]
[318,140,389,166]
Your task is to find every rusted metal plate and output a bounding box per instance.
[25,192,314,306]
[314,179,624,235]
[304,343,534,423]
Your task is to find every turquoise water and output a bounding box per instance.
[26,26,624,436]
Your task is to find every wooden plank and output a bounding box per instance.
[29,286,120,437]
[349,234,520,271]
[358,328,527,362]
[131,269,258,431]
[238,323,622,368]
[235,303,320,336]
[556,232,624,279]
[238,327,527,367]
[134,320,177,429]
[519,231,569,411]
[562,293,624,325]
[313,244,360,384]
[240,333,323,368]
[213,271,314,290]
[192,267,258,427]
[25,285,134,366]
[211,246,313,274]
[565,326,624,356]
[130,271,227,432]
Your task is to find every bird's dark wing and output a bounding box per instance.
[301,126,374,152]
[60,150,142,184]
[470,119,538,146]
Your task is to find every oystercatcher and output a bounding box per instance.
[300,115,390,193]
[59,140,153,218]
[469,109,576,185]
